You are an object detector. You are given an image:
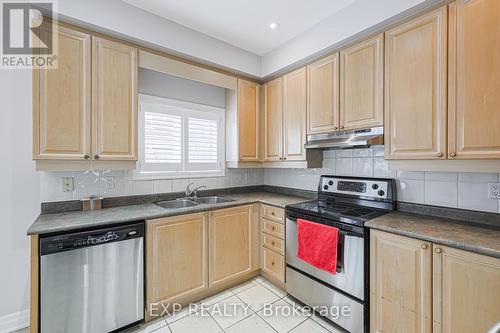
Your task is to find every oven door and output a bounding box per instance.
[285,213,365,301]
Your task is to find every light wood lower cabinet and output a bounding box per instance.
[146,212,209,314]
[371,229,500,333]
[433,245,500,333]
[209,205,258,288]
[260,204,285,286]
[370,230,432,333]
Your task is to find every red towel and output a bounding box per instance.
[297,218,339,274]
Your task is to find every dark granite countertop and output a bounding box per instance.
[27,192,309,235]
[366,212,500,259]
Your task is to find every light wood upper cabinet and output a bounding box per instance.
[307,54,340,134]
[283,67,307,161]
[340,34,384,130]
[33,26,91,160]
[92,37,138,161]
[384,8,448,160]
[433,245,500,333]
[448,0,500,159]
[146,213,208,312]
[263,77,283,161]
[238,79,260,161]
[209,205,255,288]
[370,230,432,333]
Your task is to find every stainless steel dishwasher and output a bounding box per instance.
[39,222,145,333]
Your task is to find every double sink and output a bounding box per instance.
[156,196,234,210]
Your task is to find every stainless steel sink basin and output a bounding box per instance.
[192,196,234,204]
[156,199,199,209]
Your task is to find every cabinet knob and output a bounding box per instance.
[271,241,275,246]
[94,155,100,160]
[340,125,345,129]
[449,152,456,157]
[84,154,90,160]
[435,248,442,254]
[271,212,275,216]
[334,126,338,130]
[437,153,443,158]
[271,226,275,231]
[271,261,275,266]
[421,244,428,250]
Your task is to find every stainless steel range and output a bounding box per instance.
[285,175,396,333]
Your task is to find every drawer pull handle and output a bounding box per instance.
[271,226,275,231]
[271,241,275,246]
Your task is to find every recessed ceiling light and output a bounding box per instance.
[269,22,279,30]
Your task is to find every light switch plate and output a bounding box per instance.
[488,183,500,199]
[62,177,74,192]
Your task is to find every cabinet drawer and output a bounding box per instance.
[262,233,284,255]
[262,205,284,223]
[262,248,284,282]
[262,219,284,239]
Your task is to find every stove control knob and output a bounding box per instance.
[378,190,385,196]
[328,180,334,186]
[323,185,329,190]
[372,184,379,190]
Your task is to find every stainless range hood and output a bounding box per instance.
[305,127,384,150]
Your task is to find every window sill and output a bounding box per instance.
[132,170,225,181]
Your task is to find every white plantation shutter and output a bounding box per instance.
[188,117,218,163]
[139,94,224,177]
[144,112,181,164]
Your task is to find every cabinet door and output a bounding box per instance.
[283,67,307,161]
[433,245,500,333]
[238,79,260,161]
[340,34,384,130]
[448,0,500,159]
[370,230,432,333]
[209,205,253,287]
[92,37,137,161]
[33,26,91,160]
[385,8,447,159]
[264,78,283,161]
[307,54,340,134]
[146,213,208,313]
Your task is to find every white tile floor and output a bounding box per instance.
[127,276,343,333]
[15,276,344,333]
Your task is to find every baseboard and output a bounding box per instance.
[0,310,29,333]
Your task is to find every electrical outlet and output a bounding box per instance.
[62,177,74,192]
[105,176,115,190]
[488,183,500,199]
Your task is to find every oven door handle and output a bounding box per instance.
[286,216,362,238]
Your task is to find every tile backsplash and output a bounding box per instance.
[41,168,264,202]
[264,146,500,214]
[40,146,500,214]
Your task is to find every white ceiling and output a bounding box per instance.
[122,0,355,55]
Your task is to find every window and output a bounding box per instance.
[138,94,225,178]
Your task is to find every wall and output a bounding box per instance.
[0,70,40,331]
[56,0,262,77]
[139,69,226,108]
[264,146,500,213]
[261,0,435,77]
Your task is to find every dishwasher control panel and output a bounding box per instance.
[40,222,144,255]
